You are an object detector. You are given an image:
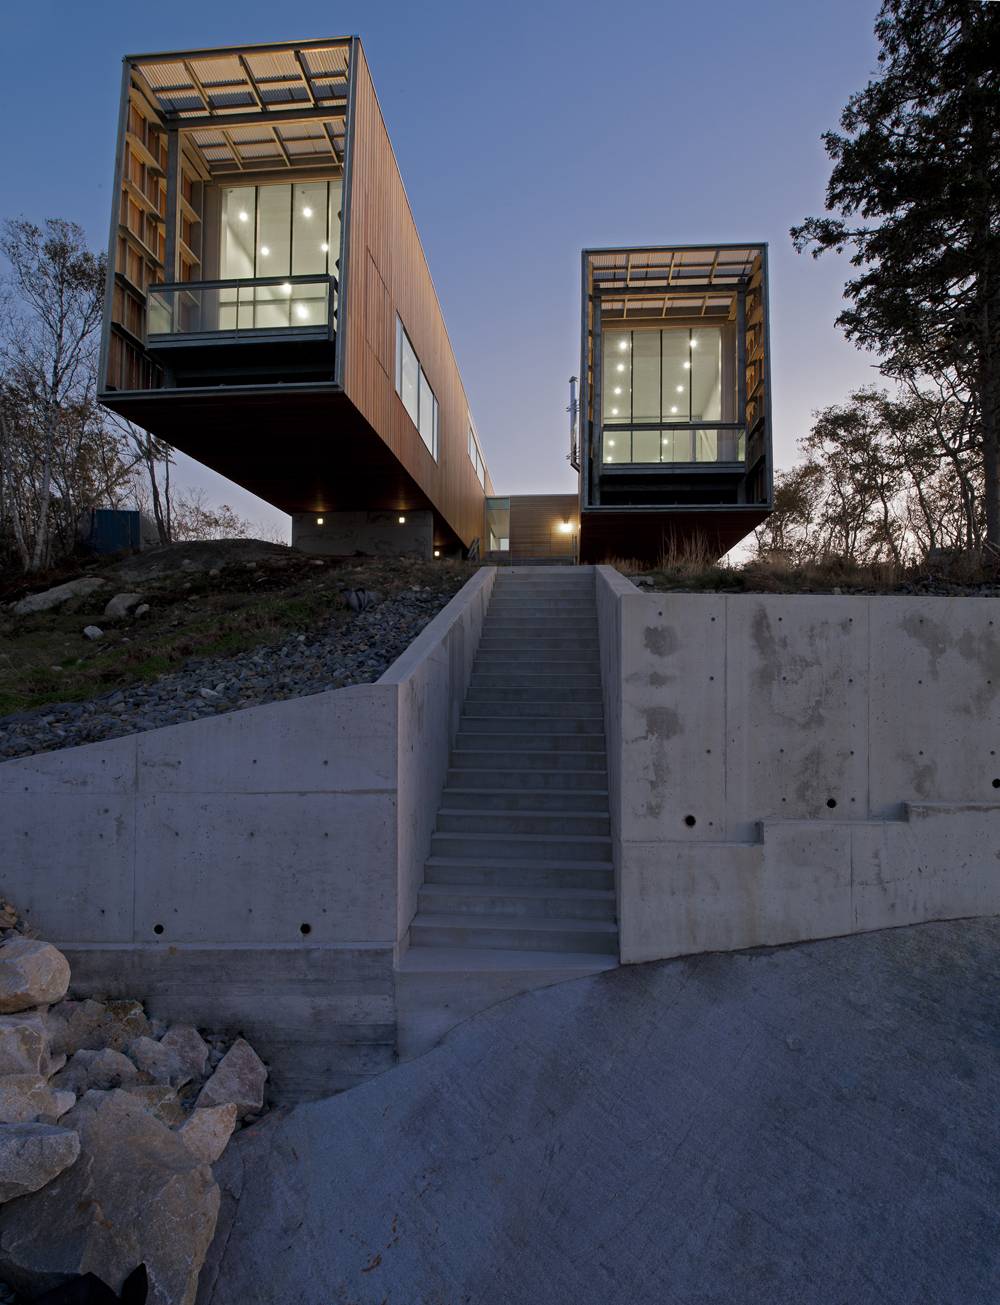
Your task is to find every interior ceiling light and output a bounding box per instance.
[676,385,684,393]
[690,339,698,348]
[295,303,309,319]
[618,340,628,351]
[260,245,270,257]
[670,405,679,414]
[611,408,619,416]
[616,363,625,373]
[608,439,616,447]
[238,210,249,222]
[302,206,314,218]
[281,282,292,294]
[683,361,691,370]
[320,242,329,253]
[613,387,622,395]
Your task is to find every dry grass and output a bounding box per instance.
[0,545,474,716]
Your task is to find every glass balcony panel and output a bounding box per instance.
[146,277,331,340]
[603,430,630,463]
[632,430,661,462]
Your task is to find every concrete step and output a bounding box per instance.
[451,748,607,771]
[470,668,602,686]
[397,945,615,973]
[478,642,600,658]
[484,617,597,631]
[447,766,609,790]
[461,703,604,720]
[465,688,604,706]
[409,912,619,955]
[487,603,597,617]
[430,830,612,863]
[453,731,606,753]
[459,715,606,736]
[468,676,602,698]
[441,786,610,812]
[436,808,611,837]
[474,651,602,669]
[425,855,614,890]
[418,882,616,921]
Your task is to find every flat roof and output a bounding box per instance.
[584,244,766,321]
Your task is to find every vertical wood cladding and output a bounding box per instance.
[509,495,580,560]
[342,45,488,547]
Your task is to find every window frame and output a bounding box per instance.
[394,315,438,460]
[468,418,486,488]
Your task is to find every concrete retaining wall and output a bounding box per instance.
[595,567,1000,964]
[0,566,495,1098]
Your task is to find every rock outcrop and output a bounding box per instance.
[0,906,268,1303]
[11,576,107,616]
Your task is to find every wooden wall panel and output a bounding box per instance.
[509,495,579,560]
[342,43,489,548]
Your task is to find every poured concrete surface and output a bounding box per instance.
[200,918,1000,1304]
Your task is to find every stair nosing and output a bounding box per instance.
[411,912,619,934]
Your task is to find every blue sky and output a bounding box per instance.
[2,0,884,537]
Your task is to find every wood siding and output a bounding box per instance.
[509,495,579,560]
[341,44,489,548]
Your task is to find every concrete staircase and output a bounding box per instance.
[397,566,617,1056]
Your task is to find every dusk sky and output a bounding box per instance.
[3,0,884,539]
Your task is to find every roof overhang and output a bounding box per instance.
[585,243,765,322]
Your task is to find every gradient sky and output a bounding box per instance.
[2,0,884,539]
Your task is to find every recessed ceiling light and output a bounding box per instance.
[260,245,270,257]
[608,439,616,447]
[616,363,625,373]
[670,405,679,414]
[618,340,628,351]
[690,338,698,348]
[614,387,622,395]
[302,206,313,218]
[683,361,691,370]
[320,242,329,253]
[295,303,309,319]
[676,385,684,393]
[238,210,249,222]
[281,282,292,294]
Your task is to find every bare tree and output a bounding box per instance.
[0,218,107,570]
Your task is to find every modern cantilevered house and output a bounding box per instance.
[575,244,773,563]
[98,37,492,559]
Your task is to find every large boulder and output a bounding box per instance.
[0,1076,74,1125]
[160,1025,209,1082]
[176,1104,237,1165]
[52,1048,138,1095]
[0,1012,53,1077]
[0,1123,80,1203]
[118,1084,186,1126]
[128,1028,207,1090]
[46,998,150,1056]
[0,938,70,1013]
[102,592,144,620]
[12,576,106,616]
[0,1090,220,1305]
[195,1038,266,1119]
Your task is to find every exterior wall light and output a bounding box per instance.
[316,516,324,525]
[434,549,441,558]
[398,515,406,524]
[558,520,574,534]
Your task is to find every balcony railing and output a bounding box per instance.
[146,274,337,342]
[602,423,745,466]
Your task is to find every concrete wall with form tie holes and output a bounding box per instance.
[595,567,1000,964]
[0,567,495,1102]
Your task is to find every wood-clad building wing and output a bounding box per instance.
[97,37,491,555]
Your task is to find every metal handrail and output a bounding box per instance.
[149,273,339,293]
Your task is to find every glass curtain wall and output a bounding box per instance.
[217,180,342,330]
[602,326,736,464]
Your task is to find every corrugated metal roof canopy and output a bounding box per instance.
[587,244,762,321]
[129,38,351,174]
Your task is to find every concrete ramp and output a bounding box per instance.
[200,917,1000,1305]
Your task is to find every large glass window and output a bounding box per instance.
[395,316,438,459]
[632,331,660,422]
[602,326,724,428]
[219,180,342,281]
[604,333,631,423]
[469,421,486,488]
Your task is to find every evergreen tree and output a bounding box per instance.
[792,0,1000,547]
